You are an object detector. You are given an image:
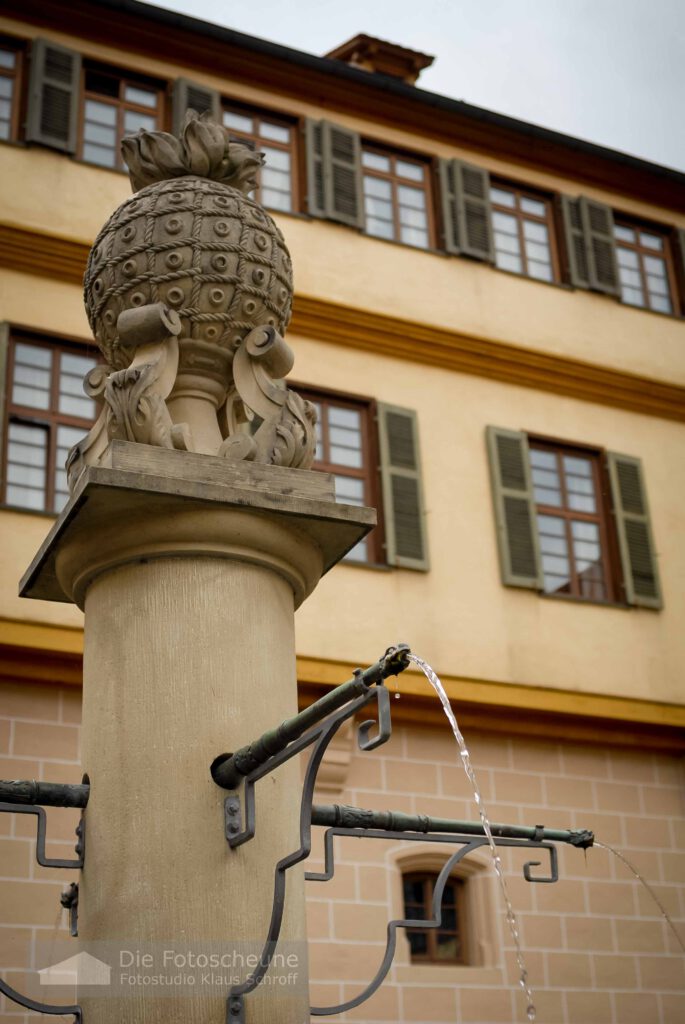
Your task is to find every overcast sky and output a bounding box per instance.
[144,0,685,172]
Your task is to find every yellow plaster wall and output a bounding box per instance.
[1,321,683,705]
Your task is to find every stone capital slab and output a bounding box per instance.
[20,441,376,610]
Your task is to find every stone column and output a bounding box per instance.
[21,441,373,1024]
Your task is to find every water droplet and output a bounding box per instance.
[394,692,400,700]
[527,1006,536,1021]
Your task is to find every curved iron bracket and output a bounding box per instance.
[0,802,83,1021]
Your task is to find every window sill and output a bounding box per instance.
[538,590,630,611]
[339,558,392,573]
[0,503,58,520]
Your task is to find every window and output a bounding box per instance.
[0,41,20,141]
[402,872,467,964]
[80,66,162,170]
[3,336,97,513]
[362,149,433,249]
[223,107,297,212]
[490,183,558,282]
[530,443,615,601]
[614,222,676,314]
[486,426,662,609]
[304,389,379,563]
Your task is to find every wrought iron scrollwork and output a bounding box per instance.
[0,801,84,1021]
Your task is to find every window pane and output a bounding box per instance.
[621,285,645,307]
[362,151,391,172]
[520,196,546,217]
[224,111,253,133]
[367,217,394,240]
[400,225,429,248]
[571,521,599,542]
[364,176,392,200]
[397,185,425,210]
[650,294,672,314]
[639,231,663,251]
[0,49,16,69]
[263,145,290,172]
[58,394,96,418]
[333,476,365,504]
[396,159,424,182]
[84,121,116,147]
[0,77,12,99]
[539,534,568,556]
[567,492,596,513]
[562,455,591,477]
[262,188,291,212]
[399,205,429,230]
[614,224,636,243]
[329,425,362,450]
[85,99,117,126]
[364,196,393,221]
[330,445,363,468]
[643,255,666,276]
[530,449,556,470]
[343,537,368,562]
[494,231,520,256]
[83,142,117,167]
[523,220,548,244]
[260,120,290,143]
[646,274,668,297]
[124,110,156,135]
[537,514,565,536]
[528,260,553,282]
[62,353,97,377]
[123,84,157,108]
[492,211,517,234]
[6,422,47,510]
[495,252,523,274]
[329,406,361,430]
[617,247,639,269]
[490,186,515,208]
[618,267,642,289]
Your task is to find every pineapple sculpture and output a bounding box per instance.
[69,111,315,486]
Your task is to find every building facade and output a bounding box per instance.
[0,1,684,1021]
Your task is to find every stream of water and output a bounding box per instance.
[407,654,536,1021]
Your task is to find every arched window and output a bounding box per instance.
[402,871,467,964]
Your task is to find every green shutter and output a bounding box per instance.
[0,323,9,493]
[172,79,221,134]
[305,118,326,218]
[305,119,363,228]
[583,197,620,296]
[561,196,619,295]
[438,159,494,260]
[377,404,429,571]
[486,426,542,589]
[26,38,81,153]
[607,453,662,609]
[560,195,590,288]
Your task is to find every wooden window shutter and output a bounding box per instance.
[172,79,221,135]
[304,118,326,218]
[582,197,620,296]
[606,453,662,609]
[26,38,81,153]
[561,196,619,295]
[485,426,542,589]
[672,227,685,311]
[438,159,494,260]
[560,195,590,288]
[305,119,363,227]
[0,323,9,481]
[377,404,429,570]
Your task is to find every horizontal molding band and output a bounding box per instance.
[1,222,682,423]
[1,622,683,749]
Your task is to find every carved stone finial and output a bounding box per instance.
[69,110,316,489]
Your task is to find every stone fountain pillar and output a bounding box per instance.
[20,113,374,1024]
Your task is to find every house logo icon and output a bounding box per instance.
[38,952,111,986]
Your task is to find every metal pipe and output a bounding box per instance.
[0,780,90,809]
[311,803,594,849]
[211,644,411,790]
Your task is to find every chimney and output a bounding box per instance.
[325,33,434,86]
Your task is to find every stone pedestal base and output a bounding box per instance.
[21,442,374,1024]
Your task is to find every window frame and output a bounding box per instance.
[613,216,680,316]
[489,179,560,283]
[402,870,468,965]
[222,101,300,213]
[295,384,384,565]
[77,62,165,172]
[2,332,98,514]
[0,36,24,143]
[361,144,436,249]
[529,435,621,604]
